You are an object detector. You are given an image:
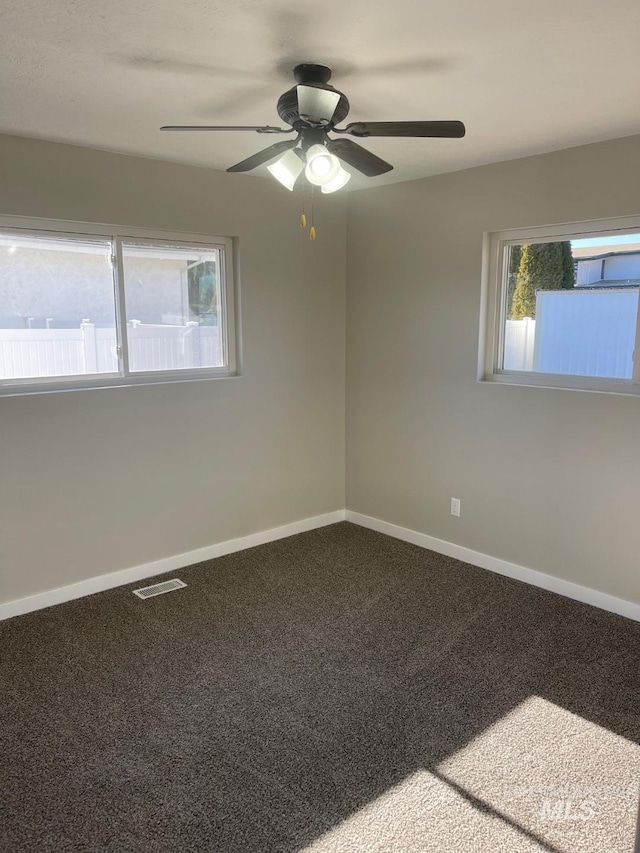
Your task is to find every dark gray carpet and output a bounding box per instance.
[2,522,639,852]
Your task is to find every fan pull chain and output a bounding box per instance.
[309,186,316,241]
[300,181,307,229]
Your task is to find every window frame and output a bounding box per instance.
[0,215,237,397]
[479,214,640,395]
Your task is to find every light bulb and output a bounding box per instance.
[267,149,305,191]
[305,144,341,186]
[309,154,332,177]
[321,167,351,194]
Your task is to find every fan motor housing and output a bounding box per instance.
[277,64,350,128]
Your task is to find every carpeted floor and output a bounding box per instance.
[2,522,640,852]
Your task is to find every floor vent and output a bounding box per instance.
[133,579,187,600]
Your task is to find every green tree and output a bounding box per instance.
[561,241,576,290]
[510,241,574,319]
[506,244,521,318]
[187,260,217,321]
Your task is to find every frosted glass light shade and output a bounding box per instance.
[305,144,341,186]
[297,85,341,123]
[267,149,305,191]
[321,167,351,194]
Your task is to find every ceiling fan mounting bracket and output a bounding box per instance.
[293,64,332,85]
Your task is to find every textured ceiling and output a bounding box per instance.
[1,0,640,190]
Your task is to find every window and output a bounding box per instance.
[480,216,640,394]
[0,217,236,395]
[121,241,227,373]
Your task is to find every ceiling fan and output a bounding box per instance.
[161,63,465,194]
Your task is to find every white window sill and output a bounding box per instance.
[480,370,640,396]
[0,369,240,398]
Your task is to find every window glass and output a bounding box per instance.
[501,234,640,380]
[121,242,225,373]
[0,232,117,380]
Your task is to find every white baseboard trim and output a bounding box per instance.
[346,510,640,624]
[6,507,639,625]
[0,510,346,621]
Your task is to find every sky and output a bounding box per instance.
[572,234,640,249]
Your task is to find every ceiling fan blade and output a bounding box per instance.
[336,121,466,138]
[199,85,274,120]
[227,140,298,173]
[337,57,453,81]
[297,85,341,123]
[125,56,260,79]
[160,125,294,134]
[326,139,393,177]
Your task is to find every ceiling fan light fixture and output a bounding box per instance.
[320,166,351,194]
[267,149,305,191]
[305,144,341,186]
[162,65,466,197]
[297,85,341,124]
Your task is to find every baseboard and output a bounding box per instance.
[6,507,639,625]
[346,510,640,624]
[0,510,346,621]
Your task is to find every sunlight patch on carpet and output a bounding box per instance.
[437,696,640,853]
[301,767,550,852]
[302,697,640,853]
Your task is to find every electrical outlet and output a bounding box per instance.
[450,497,461,518]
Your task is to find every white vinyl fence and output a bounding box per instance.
[533,288,638,378]
[504,317,535,371]
[126,321,221,372]
[503,288,639,378]
[0,321,222,379]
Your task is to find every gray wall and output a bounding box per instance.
[0,250,187,327]
[0,134,346,604]
[0,248,115,327]
[346,134,640,606]
[5,129,640,610]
